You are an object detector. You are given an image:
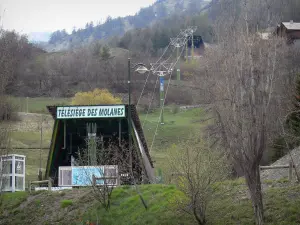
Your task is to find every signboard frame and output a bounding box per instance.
[58,165,119,187]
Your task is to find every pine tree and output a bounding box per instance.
[101,45,111,61]
[287,76,300,138]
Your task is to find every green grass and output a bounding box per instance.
[10,97,69,113]
[9,132,51,183]
[140,107,208,174]
[80,184,192,225]
[11,131,52,148]
[80,182,300,225]
[0,192,29,211]
[140,107,207,150]
[61,200,73,208]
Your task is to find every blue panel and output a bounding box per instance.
[71,167,104,186]
[160,77,164,91]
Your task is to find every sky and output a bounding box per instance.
[0,0,157,34]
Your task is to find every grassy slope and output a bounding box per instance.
[10,97,69,114]
[140,107,208,175]
[4,98,300,224]
[1,182,300,225]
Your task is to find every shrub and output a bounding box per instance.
[60,199,73,208]
[165,86,193,105]
[71,88,122,105]
[169,104,180,114]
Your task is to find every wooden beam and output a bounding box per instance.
[29,178,53,193]
[260,165,295,170]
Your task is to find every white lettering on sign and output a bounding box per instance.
[56,105,126,119]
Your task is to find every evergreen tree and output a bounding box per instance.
[270,76,300,162]
[287,75,300,138]
[101,45,111,60]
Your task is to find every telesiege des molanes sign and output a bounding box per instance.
[56,105,126,119]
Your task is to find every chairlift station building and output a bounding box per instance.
[45,104,154,186]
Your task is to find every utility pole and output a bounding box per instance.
[176,46,180,81]
[150,63,173,125]
[128,58,132,180]
[38,115,43,181]
[159,74,165,125]
[26,97,29,113]
[171,38,183,81]
[191,34,194,64]
[185,40,188,64]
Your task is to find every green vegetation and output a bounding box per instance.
[140,107,207,150]
[71,88,122,105]
[60,199,73,208]
[0,192,28,211]
[81,185,189,225]
[1,182,300,224]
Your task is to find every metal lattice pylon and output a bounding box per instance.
[150,62,174,76]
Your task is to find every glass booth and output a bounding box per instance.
[0,154,26,192]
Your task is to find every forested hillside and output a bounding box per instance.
[45,0,208,51]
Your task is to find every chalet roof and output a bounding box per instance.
[282,22,300,30]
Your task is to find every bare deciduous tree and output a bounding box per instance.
[202,1,298,224]
[168,137,229,225]
[204,31,292,225]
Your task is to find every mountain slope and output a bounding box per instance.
[46,0,208,52]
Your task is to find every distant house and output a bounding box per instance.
[276,21,300,46]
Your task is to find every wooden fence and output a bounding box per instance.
[260,161,295,181]
[29,178,53,193]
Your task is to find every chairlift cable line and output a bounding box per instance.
[149,44,186,153]
[142,75,159,129]
[148,67,173,154]
[136,70,151,108]
[137,40,176,110]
